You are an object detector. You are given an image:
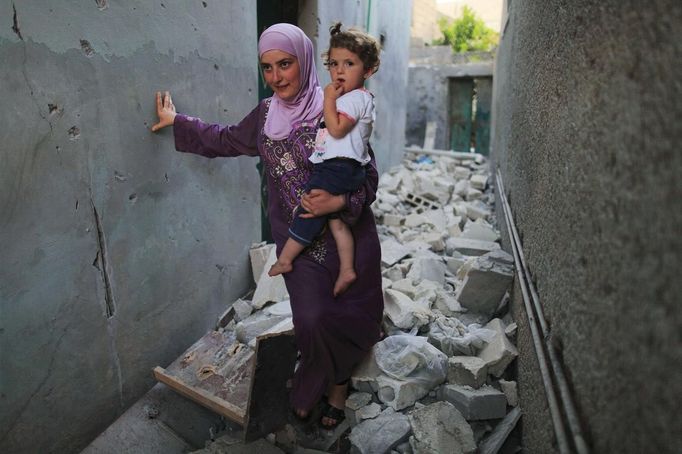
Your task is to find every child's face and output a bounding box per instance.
[327,48,372,95]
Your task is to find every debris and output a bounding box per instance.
[408,401,476,454]
[348,408,411,454]
[251,247,288,309]
[439,385,507,421]
[383,289,432,330]
[498,379,518,407]
[477,407,522,454]
[447,356,488,389]
[456,250,514,317]
[477,319,518,377]
[249,242,274,284]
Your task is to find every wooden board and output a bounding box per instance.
[153,330,253,424]
[154,328,298,441]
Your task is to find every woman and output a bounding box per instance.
[151,24,383,428]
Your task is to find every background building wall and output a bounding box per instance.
[0,2,260,453]
[491,1,681,452]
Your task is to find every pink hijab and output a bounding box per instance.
[258,23,323,140]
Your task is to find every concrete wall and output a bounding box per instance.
[299,0,413,173]
[491,1,681,452]
[406,57,492,149]
[0,2,260,453]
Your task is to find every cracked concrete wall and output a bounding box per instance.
[492,0,681,452]
[0,2,259,453]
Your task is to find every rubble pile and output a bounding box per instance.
[197,153,520,454]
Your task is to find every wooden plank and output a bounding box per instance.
[474,77,492,156]
[449,78,474,152]
[154,330,254,425]
[243,329,297,442]
[153,367,246,424]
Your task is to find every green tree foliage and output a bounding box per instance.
[433,6,499,52]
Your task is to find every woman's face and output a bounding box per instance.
[260,50,301,101]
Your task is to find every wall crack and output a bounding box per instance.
[11,3,23,41]
[91,200,116,318]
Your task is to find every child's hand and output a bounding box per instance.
[324,82,343,101]
[151,91,177,132]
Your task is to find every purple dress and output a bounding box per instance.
[173,99,384,411]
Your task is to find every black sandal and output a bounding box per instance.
[320,400,346,430]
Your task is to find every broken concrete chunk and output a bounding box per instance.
[249,242,275,285]
[383,288,432,330]
[469,174,488,190]
[454,166,471,180]
[465,200,491,220]
[346,392,373,411]
[351,347,382,393]
[232,298,253,322]
[376,374,432,411]
[406,257,447,285]
[456,250,514,317]
[432,288,463,317]
[408,401,476,454]
[381,238,413,267]
[447,356,488,389]
[235,311,288,345]
[460,220,499,242]
[383,213,404,227]
[498,379,518,407]
[439,385,507,421]
[504,322,518,341]
[446,237,500,256]
[347,401,382,426]
[454,179,470,198]
[478,319,519,377]
[383,265,405,282]
[263,299,292,317]
[390,278,439,303]
[349,408,411,454]
[404,212,431,228]
[251,247,289,309]
[419,231,445,252]
[427,316,495,356]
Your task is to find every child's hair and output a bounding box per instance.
[323,22,381,73]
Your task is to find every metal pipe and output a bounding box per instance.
[495,171,572,454]
[404,146,484,160]
[496,169,590,454]
[497,169,589,454]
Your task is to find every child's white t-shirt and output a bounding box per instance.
[310,88,374,165]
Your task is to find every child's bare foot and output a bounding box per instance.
[333,269,357,296]
[269,260,293,276]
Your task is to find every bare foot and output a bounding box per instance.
[321,382,348,428]
[333,268,357,296]
[268,260,292,277]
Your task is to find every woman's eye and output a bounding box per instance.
[281,61,290,68]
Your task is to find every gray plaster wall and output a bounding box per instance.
[491,1,681,452]
[299,0,413,173]
[0,2,260,453]
[406,60,492,149]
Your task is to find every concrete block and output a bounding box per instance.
[408,401,476,454]
[454,166,471,180]
[439,385,507,421]
[346,401,382,426]
[465,200,491,220]
[478,319,519,377]
[454,179,470,198]
[456,251,514,317]
[352,347,382,393]
[346,392,373,411]
[406,257,447,285]
[498,379,518,407]
[376,374,431,410]
[383,265,405,282]
[446,237,500,256]
[404,212,431,228]
[460,220,499,242]
[231,298,253,323]
[349,408,411,454]
[383,213,404,227]
[470,174,488,190]
[421,209,447,231]
[444,253,467,275]
[447,356,488,388]
[433,289,463,316]
[390,278,439,303]
[249,242,274,284]
[381,238,413,266]
[252,247,289,309]
[383,288,432,330]
[419,231,445,252]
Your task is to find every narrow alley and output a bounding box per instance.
[1,1,679,454]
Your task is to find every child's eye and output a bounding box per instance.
[329,61,338,67]
[345,61,354,68]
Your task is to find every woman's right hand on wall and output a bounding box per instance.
[151,91,177,132]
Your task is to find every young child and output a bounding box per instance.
[269,23,380,297]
